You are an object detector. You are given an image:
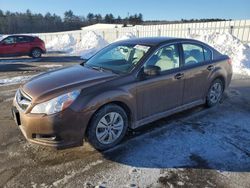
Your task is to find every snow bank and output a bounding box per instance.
[45,31,108,59]
[187,32,250,76]
[46,34,76,53]
[115,32,136,41]
[46,31,135,59]
[74,31,108,59]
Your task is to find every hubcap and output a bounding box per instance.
[33,50,41,57]
[96,112,124,145]
[209,82,222,104]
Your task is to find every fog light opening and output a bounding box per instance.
[33,134,61,141]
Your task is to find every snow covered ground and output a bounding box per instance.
[0,54,250,187]
[1,76,249,187]
[0,64,63,86]
[0,75,33,86]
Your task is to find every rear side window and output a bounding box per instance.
[182,43,213,66]
[182,44,204,65]
[16,36,34,43]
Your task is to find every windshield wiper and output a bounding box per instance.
[88,65,119,74]
[91,66,106,72]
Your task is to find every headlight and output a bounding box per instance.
[31,90,80,115]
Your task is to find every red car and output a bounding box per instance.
[0,35,46,58]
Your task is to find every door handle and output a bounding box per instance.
[174,73,184,80]
[207,65,215,71]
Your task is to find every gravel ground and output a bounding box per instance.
[0,56,249,188]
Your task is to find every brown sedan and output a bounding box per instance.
[12,37,232,150]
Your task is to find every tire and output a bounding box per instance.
[31,48,42,58]
[206,79,224,107]
[87,104,128,150]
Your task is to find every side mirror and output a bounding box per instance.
[144,65,161,77]
[80,58,88,65]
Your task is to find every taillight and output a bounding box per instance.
[227,58,232,65]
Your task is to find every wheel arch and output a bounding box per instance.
[207,66,227,92]
[84,100,133,140]
[212,75,226,91]
[88,100,133,127]
[30,47,43,55]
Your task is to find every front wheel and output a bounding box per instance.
[206,79,224,107]
[31,48,42,58]
[87,104,128,150]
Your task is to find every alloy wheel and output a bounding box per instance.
[95,112,124,145]
[32,49,41,58]
[209,82,222,104]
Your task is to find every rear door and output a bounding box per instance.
[136,44,184,120]
[180,43,213,104]
[15,36,34,54]
[0,36,18,55]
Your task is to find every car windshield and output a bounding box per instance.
[85,43,151,74]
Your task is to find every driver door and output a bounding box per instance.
[136,44,184,120]
[0,36,17,56]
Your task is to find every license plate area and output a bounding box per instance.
[12,107,21,126]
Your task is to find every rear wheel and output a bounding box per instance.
[206,79,224,107]
[87,104,128,150]
[31,48,42,58]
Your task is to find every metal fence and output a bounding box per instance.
[36,19,250,44]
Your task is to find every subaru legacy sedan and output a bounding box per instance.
[12,37,232,150]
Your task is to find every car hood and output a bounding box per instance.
[21,65,117,102]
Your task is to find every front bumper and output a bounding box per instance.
[12,100,93,149]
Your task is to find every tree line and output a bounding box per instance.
[0,9,230,34]
[0,9,143,34]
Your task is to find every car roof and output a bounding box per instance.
[7,35,35,38]
[114,37,209,47]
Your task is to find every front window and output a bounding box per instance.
[2,36,16,44]
[144,44,180,72]
[85,43,151,74]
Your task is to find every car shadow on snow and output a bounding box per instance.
[101,95,250,173]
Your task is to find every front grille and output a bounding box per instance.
[16,89,32,111]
